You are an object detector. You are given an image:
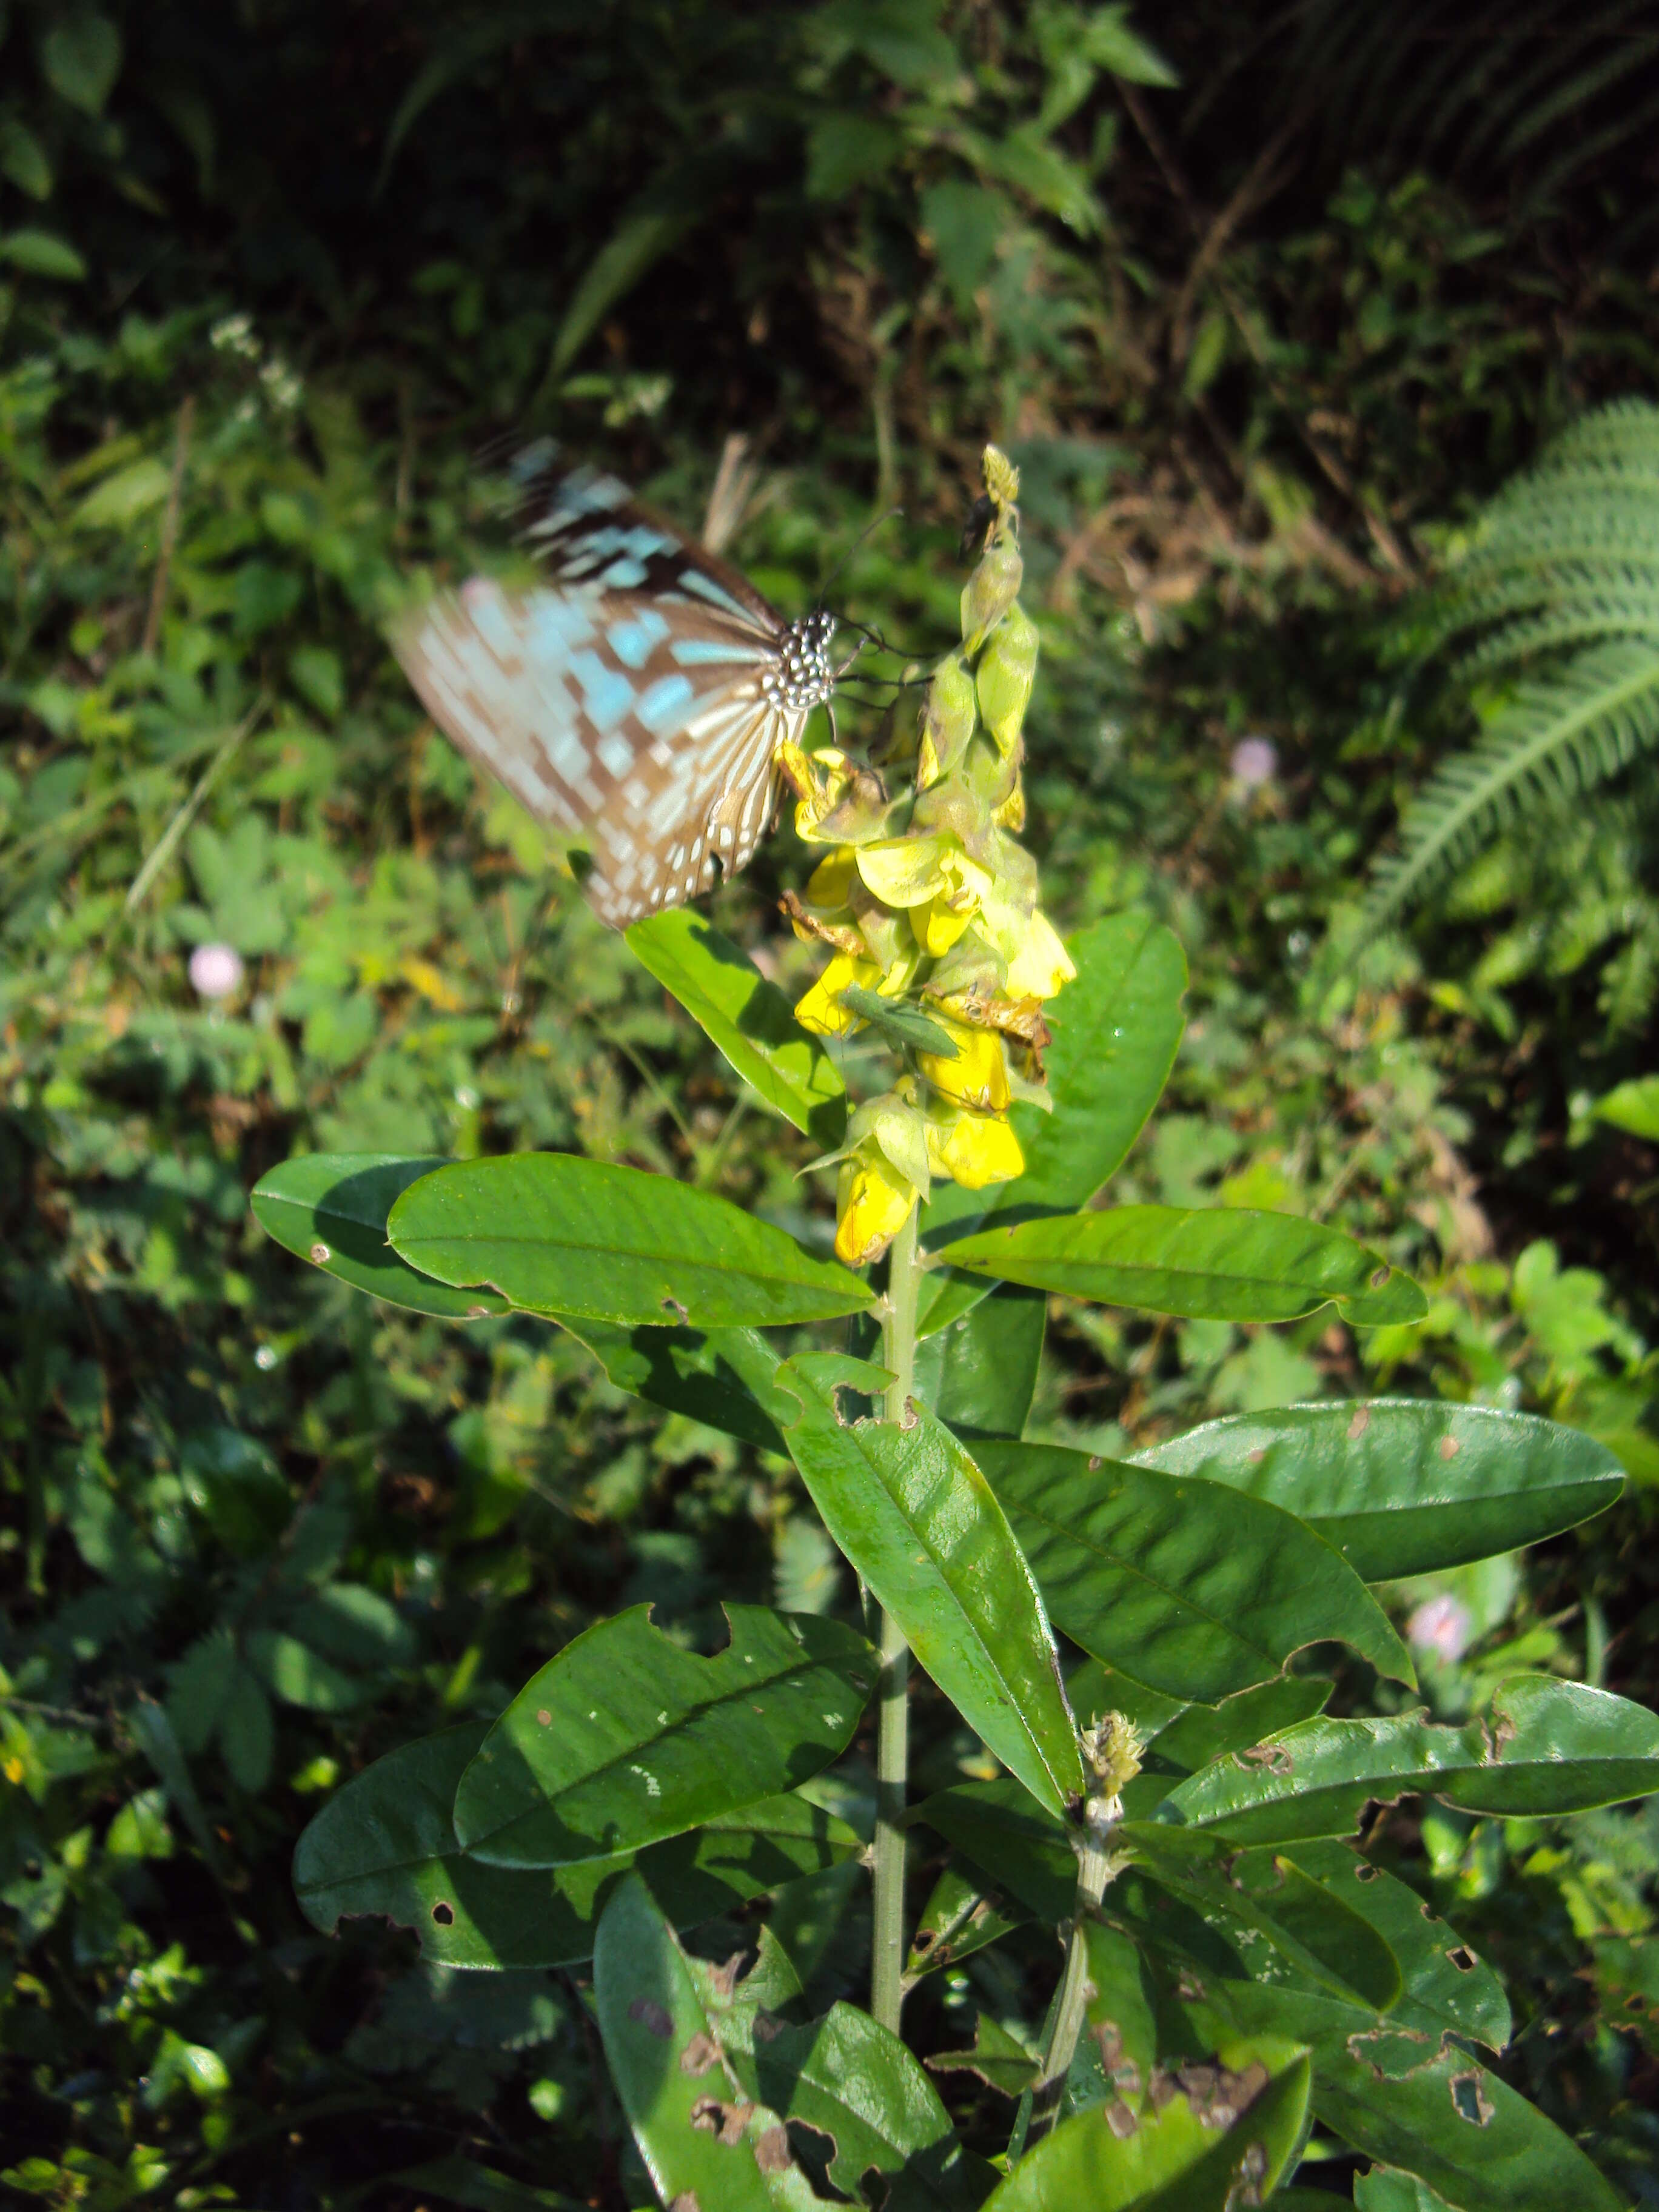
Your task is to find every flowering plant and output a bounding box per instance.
[251,451,1652,2211]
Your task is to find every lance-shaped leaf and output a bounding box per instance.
[1121,1823,1402,2011]
[292,1724,862,1969]
[1276,1841,1509,2049]
[912,1285,1044,1439]
[756,2002,996,2208]
[1159,1675,1659,1846]
[773,1354,1084,1818]
[936,1206,1426,1327]
[561,1316,788,1452]
[453,1604,875,1867]
[974,1443,1413,1704]
[981,2038,1310,2212]
[927,2013,1039,2100]
[1187,1982,1622,2212]
[592,1874,820,2211]
[910,1781,1077,1923]
[627,909,846,1145]
[251,1153,509,1318]
[1353,2173,1460,2212]
[387,1154,872,1329]
[1134,1401,1625,1581]
[987,911,1188,1224]
[907,1862,1028,1984]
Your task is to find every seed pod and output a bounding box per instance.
[960,535,1024,655]
[976,601,1038,756]
[917,652,977,789]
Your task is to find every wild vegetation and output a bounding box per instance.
[4,4,1659,2207]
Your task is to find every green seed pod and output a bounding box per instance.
[918,652,977,789]
[964,731,1022,817]
[960,535,1024,654]
[976,601,1038,756]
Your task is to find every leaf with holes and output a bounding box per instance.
[251,1153,509,1318]
[1133,1401,1624,1581]
[452,1603,875,1867]
[387,1154,873,1328]
[592,1873,819,2210]
[1184,1983,1621,2212]
[772,1353,1084,1818]
[1159,1676,1659,1846]
[292,1725,862,1969]
[627,908,846,1144]
[907,1863,1029,1985]
[973,1442,1413,1704]
[980,2037,1310,2211]
[937,1206,1426,1326]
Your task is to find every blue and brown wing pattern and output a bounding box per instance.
[387,457,826,928]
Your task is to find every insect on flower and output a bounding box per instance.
[388,444,857,928]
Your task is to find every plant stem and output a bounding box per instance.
[871,1197,920,2036]
[1022,1828,1114,2153]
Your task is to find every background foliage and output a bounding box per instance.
[4,1,1659,2204]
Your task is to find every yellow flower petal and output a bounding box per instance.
[806,848,859,908]
[834,1153,916,1266]
[855,836,949,909]
[1006,910,1076,1000]
[917,1019,1011,1112]
[925,1105,1025,1189]
[795,952,882,1036]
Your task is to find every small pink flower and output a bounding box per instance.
[189,942,244,1000]
[1229,736,1278,789]
[1407,1592,1474,1665]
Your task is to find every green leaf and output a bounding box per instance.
[910,1780,1076,1923]
[1122,1825,1402,2010]
[246,1631,362,1712]
[1190,1983,1621,2212]
[938,1205,1426,1326]
[841,980,960,1056]
[1277,1842,1509,2049]
[920,181,1009,307]
[252,1153,510,1319]
[1594,1073,1659,1139]
[387,1155,873,1329]
[1353,2172,1460,2212]
[592,1873,819,2210]
[1145,1677,1335,1778]
[907,1862,1028,1983]
[560,1316,788,1452]
[927,2011,1039,2099]
[773,1354,1085,1818]
[549,199,697,382]
[73,456,171,528]
[757,2002,996,2206]
[973,1441,1414,1703]
[293,1725,862,1969]
[386,2156,585,2212]
[1079,5,1179,87]
[1133,1401,1624,1581]
[1065,1922,1159,2122]
[805,112,903,201]
[451,1603,875,1866]
[912,1285,1044,1438]
[0,119,53,200]
[1000,913,1188,1222]
[0,228,87,280]
[1160,1675,1659,1845]
[626,909,846,1144]
[39,13,122,113]
[981,2042,1309,2211]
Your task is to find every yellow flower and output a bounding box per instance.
[795,951,882,1036]
[1007,910,1076,1000]
[917,1018,1011,1112]
[925,1102,1025,1188]
[805,848,859,908]
[835,1151,916,1265]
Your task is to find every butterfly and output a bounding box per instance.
[387,443,840,930]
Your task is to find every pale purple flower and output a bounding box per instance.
[1230,736,1278,789]
[1407,1592,1474,1665]
[189,942,244,1000]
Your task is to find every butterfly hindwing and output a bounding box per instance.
[388,454,819,927]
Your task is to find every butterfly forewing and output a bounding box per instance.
[389,452,831,928]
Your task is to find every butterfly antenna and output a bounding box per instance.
[814,506,903,612]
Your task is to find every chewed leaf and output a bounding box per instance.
[251,1153,509,1318]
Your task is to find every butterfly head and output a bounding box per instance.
[763,611,838,718]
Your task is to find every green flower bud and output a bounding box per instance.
[918,652,977,789]
[975,601,1038,756]
[960,537,1024,655]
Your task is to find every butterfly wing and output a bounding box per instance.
[388,461,794,928]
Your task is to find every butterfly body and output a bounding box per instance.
[389,451,838,928]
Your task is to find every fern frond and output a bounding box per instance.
[1450,600,1659,683]
[1362,640,1659,927]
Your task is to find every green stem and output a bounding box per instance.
[1022,1826,1114,2154]
[871,1198,920,2036]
